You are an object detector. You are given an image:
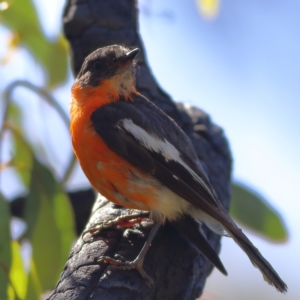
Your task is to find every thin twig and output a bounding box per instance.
[0,80,76,186]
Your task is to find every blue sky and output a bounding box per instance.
[1,0,300,299]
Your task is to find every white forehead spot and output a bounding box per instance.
[114,46,128,59]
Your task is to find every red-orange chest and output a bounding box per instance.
[70,99,159,211]
[71,107,127,191]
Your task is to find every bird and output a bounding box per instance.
[70,44,287,293]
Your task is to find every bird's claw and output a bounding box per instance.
[97,255,154,288]
[83,212,150,237]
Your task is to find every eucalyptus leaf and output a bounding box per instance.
[53,188,76,276]
[24,158,75,295]
[25,259,42,300]
[28,192,61,292]
[7,102,21,125]
[230,182,287,242]
[0,194,11,300]
[24,158,55,238]
[9,241,27,300]
[10,124,33,188]
[0,0,68,87]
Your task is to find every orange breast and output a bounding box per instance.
[70,83,159,211]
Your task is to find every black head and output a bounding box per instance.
[76,45,139,87]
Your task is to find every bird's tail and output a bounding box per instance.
[171,215,228,276]
[223,219,287,293]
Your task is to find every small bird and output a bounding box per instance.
[70,45,287,293]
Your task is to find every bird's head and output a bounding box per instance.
[75,45,139,91]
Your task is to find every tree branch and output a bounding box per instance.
[48,0,232,299]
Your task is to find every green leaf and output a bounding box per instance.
[7,102,21,125]
[24,158,56,238]
[9,241,27,300]
[53,188,75,275]
[0,0,68,87]
[24,158,75,295]
[2,121,33,187]
[10,124,33,188]
[25,259,42,300]
[230,182,288,242]
[0,194,11,300]
[24,158,60,293]
[43,35,69,88]
[28,193,61,292]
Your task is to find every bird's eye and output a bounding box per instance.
[93,61,102,71]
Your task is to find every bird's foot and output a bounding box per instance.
[96,223,161,288]
[83,212,150,236]
[97,255,154,287]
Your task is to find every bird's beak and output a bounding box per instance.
[118,48,139,64]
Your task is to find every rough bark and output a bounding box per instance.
[47,0,232,299]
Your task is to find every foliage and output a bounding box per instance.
[0,194,12,300]
[0,0,75,291]
[230,182,287,242]
[0,0,68,88]
[1,121,75,299]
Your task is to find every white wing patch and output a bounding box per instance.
[120,118,214,197]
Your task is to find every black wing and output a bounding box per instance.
[91,94,221,210]
[171,215,227,275]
